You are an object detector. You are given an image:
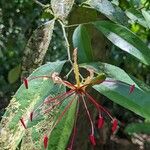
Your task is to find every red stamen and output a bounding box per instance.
[20,118,26,129]
[98,116,104,129]
[89,134,96,146]
[23,78,28,89]
[43,135,48,149]
[30,112,33,121]
[50,95,77,132]
[112,118,118,134]
[63,80,77,89]
[44,89,75,104]
[84,94,96,146]
[43,91,75,114]
[84,92,113,120]
[129,84,135,94]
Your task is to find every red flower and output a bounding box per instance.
[20,49,134,148]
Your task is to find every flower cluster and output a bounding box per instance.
[20,49,135,149]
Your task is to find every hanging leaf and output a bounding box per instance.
[51,0,74,21]
[21,19,55,77]
[88,0,128,25]
[0,61,66,150]
[73,25,93,63]
[8,64,21,84]
[82,62,150,120]
[93,21,150,65]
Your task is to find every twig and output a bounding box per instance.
[64,22,93,28]
[33,0,49,9]
[58,20,72,63]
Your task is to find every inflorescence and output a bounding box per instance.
[20,49,135,149]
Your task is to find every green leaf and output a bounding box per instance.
[51,0,74,21]
[142,10,150,29]
[73,25,93,63]
[88,0,128,25]
[81,62,139,86]
[20,84,66,150]
[126,8,147,28]
[48,95,77,150]
[93,21,150,65]
[8,64,21,84]
[0,61,66,150]
[125,122,150,134]
[82,62,150,120]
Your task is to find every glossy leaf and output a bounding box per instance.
[51,0,74,21]
[88,0,128,25]
[142,10,150,29]
[82,62,139,86]
[0,61,66,150]
[93,21,150,65]
[82,62,150,120]
[125,122,150,134]
[73,25,93,63]
[126,8,147,28]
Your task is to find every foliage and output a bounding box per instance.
[1,0,150,150]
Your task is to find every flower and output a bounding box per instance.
[20,48,135,149]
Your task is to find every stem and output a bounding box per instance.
[64,22,93,28]
[58,20,72,63]
[82,95,94,135]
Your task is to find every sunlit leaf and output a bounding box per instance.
[126,8,147,28]
[142,10,150,29]
[88,0,128,25]
[93,21,150,65]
